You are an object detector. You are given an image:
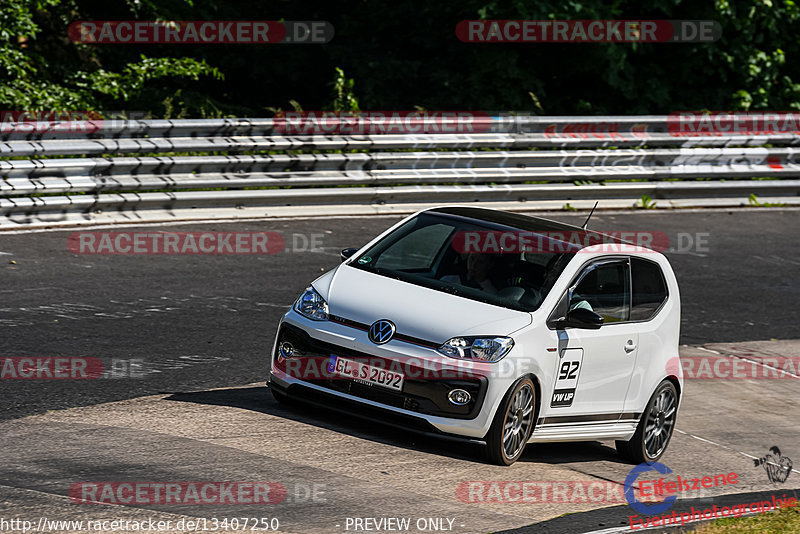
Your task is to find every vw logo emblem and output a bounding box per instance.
[368,319,396,345]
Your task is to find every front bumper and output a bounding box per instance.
[269,313,505,438]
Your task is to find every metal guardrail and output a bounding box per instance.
[2,115,800,228]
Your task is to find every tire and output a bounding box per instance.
[616,380,678,464]
[486,377,536,466]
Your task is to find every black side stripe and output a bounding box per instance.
[537,412,642,426]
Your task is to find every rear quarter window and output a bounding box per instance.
[630,257,668,321]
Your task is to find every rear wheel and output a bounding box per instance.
[616,380,678,464]
[486,378,536,466]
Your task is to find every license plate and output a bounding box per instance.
[329,355,404,392]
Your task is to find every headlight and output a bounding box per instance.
[293,286,329,321]
[437,336,514,362]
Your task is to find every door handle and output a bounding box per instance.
[624,340,637,353]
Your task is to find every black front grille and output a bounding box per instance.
[314,379,407,409]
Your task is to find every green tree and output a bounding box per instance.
[0,0,223,114]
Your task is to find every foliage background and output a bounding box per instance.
[2,0,799,117]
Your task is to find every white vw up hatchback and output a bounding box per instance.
[269,206,683,465]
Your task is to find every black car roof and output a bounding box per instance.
[427,206,628,247]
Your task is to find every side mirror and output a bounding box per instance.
[340,247,359,263]
[554,308,604,330]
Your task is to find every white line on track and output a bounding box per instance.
[2,206,799,235]
[674,428,759,461]
[0,286,60,293]
[0,215,402,234]
[754,254,800,266]
[696,345,800,379]
[675,427,786,473]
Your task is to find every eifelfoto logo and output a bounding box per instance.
[624,462,677,515]
[755,446,793,484]
[368,320,396,345]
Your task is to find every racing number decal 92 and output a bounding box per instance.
[552,348,584,407]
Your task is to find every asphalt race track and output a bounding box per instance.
[2,208,800,533]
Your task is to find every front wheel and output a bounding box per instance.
[486,378,536,466]
[616,380,678,464]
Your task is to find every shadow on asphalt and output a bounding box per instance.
[164,384,489,463]
[523,441,627,465]
[165,384,628,467]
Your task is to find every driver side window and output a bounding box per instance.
[374,223,453,271]
[570,262,630,323]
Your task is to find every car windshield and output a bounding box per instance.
[349,212,578,312]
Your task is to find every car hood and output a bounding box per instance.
[316,265,532,344]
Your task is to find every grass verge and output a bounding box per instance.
[693,505,800,533]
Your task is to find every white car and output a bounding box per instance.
[268,206,682,465]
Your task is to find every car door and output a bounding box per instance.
[544,258,639,421]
